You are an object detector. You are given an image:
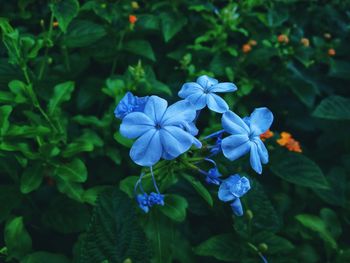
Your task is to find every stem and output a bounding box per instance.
[110,31,125,76]
[38,12,54,80]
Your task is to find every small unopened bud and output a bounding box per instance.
[258,243,268,252]
[242,44,252,53]
[47,57,53,64]
[246,209,253,220]
[249,40,257,46]
[131,1,139,9]
[101,3,107,9]
[123,258,132,263]
[277,34,289,44]
[324,33,332,39]
[40,19,45,27]
[300,38,310,47]
[328,48,336,56]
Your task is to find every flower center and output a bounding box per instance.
[155,123,162,130]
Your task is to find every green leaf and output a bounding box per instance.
[270,152,329,189]
[312,95,350,120]
[123,40,156,61]
[42,196,90,234]
[79,189,150,263]
[0,105,12,136]
[20,163,44,194]
[159,194,188,222]
[295,214,337,249]
[62,141,94,158]
[48,81,75,116]
[160,13,187,42]
[55,158,87,183]
[114,131,133,148]
[0,90,14,104]
[7,125,51,138]
[50,0,79,33]
[8,80,28,104]
[320,208,342,239]
[82,186,112,206]
[329,60,350,80]
[56,178,84,202]
[253,232,294,255]
[181,174,213,206]
[5,216,32,260]
[64,20,106,48]
[193,234,241,261]
[21,251,70,263]
[0,185,22,223]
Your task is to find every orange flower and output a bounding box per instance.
[260,129,274,141]
[277,132,302,153]
[277,34,289,44]
[300,38,309,47]
[129,15,137,24]
[242,44,252,53]
[328,48,336,56]
[249,40,257,46]
[53,21,59,27]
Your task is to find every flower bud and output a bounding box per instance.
[328,48,336,56]
[123,258,132,263]
[324,33,332,39]
[258,243,268,252]
[246,209,253,220]
[277,34,289,44]
[242,44,252,53]
[300,38,309,47]
[131,1,139,9]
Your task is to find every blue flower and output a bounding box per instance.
[205,167,222,185]
[178,75,237,113]
[221,108,273,174]
[136,193,150,213]
[120,96,201,166]
[218,175,250,216]
[114,92,149,119]
[148,192,165,206]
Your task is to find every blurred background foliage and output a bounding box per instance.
[0,0,350,262]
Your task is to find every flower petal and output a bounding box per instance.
[130,129,162,166]
[161,100,196,126]
[206,93,229,113]
[160,126,195,158]
[222,111,250,135]
[249,107,274,136]
[221,135,251,161]
[196,75,218,89]
[120,112,154,139]
[252,137,269,164]
[230,198,243,216]
[209,82,237,93]
[178,82,204,98]
[144,96,168,123]
[250,142,262,174]
[186,92,207,110]
[218,177,238,202]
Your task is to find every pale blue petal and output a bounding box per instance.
[230,198,243,216]
[161,100,196,126]
[130,129,162,166]
[143,96,168,123]
[252,137,269,164]
[230,176,251,197]
[218,177,238,202]
[250,142,262,174]
[196,75,218,89]
[249,107,274,136]
[186,92,207,110]
[178,82,204,98]
[120,112,154,139]
[206,93,229,113]
[209,82,237,93]
[222,111,250,135]
[192,137,202,148]
[160,126,194,158]
[222,135,251,161]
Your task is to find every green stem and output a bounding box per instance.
[38,12,54,80]
[110,31,125,76]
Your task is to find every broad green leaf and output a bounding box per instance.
[312,95,350,120]
[50,0,79,33]
[0,185,22,223]
[123,40,156,61]
[6,125,51,138]
[0,105,12,135]
[20,163,44,194]
[82,186,112,205]
[114,131,133,148]
[21,251,70,263]
[270,152,329,189]
[159,194,188,222]
[73,115,110,128]
[8,80,28,104]
[193,234,241,261]
[64,20,106,48]
[42,196,90,234]
[5,216,32,260]
[55,158,87,183]
[181,174,213,206]
[320,208,342,239]
[56,178,84,202]
[119,176,153,198]
[48,81,75,116]
[160,13,187,42]
[295,214,337,249]
[253,232,294,255]
[62,141,94,158]
[0,91,14,104]
[79,189,150,263]
[329,60,350,80]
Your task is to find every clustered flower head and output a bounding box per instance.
[277,131,302,153]
[115,75,274,216]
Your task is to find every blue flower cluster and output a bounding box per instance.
[115,75,273,215]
